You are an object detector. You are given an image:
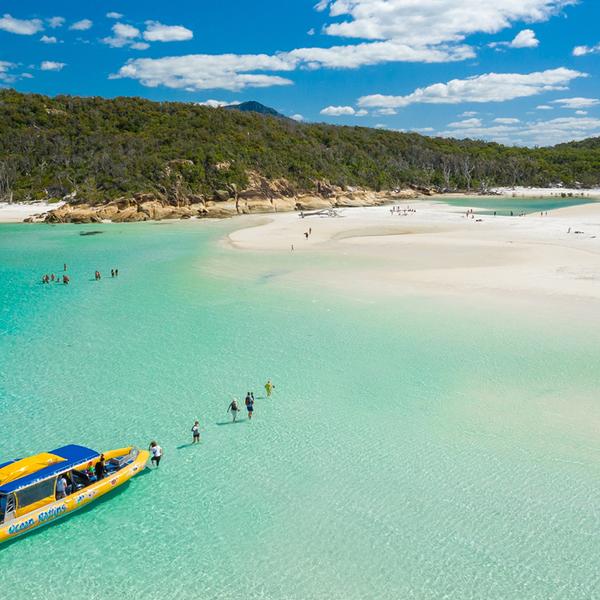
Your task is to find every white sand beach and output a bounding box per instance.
[228,200,600,305]
[0,201,64,223]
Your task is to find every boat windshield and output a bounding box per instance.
[0,494,5,523]
[16,477,57,511]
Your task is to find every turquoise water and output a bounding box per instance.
[1,222,599,599]
[437,196,598,215]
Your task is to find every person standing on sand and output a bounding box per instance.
[149,441,162,467]
[265,380,274,398]
[228,397,240,422]
[191,420,200,443]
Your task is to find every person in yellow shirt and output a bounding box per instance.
[265,380,275,398]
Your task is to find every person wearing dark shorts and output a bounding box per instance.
[192,420,200,443]
[245,392,254,420]
[149,441,162,467]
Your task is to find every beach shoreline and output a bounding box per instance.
[3,187,600,224]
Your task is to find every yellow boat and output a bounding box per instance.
[0,444,149,543]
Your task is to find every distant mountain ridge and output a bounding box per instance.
[224,101,286,119]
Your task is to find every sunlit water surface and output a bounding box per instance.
[0,221,599,599]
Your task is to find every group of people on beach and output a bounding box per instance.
[146,380,275,467]
[390,205,415,216]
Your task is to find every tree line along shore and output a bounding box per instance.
[0,89,599,223]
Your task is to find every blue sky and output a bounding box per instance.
[1,1,599,146]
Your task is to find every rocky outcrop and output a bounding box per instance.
[34,179,421,224]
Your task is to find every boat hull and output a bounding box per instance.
[0,447,149,543]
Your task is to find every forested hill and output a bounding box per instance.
[0,89,599,204]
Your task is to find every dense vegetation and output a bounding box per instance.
[0,89,599,204]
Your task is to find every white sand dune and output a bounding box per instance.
[227,201,600,305]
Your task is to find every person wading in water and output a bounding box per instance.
[265,380,275,398]
[245,392,254,420]
[191,421,200,443]
[228,398,240,422]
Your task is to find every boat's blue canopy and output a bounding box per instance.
[0,445,99,495]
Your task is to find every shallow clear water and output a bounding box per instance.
[1,222,599,599]
[438,196,598,215]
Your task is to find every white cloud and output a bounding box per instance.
[143,21,193,42]
[439,116,600,146]
[536,104,553,110]
[40,35,58,44]
[460,111,478,117]
[196,99,239,108]
[448,118,482,128]
[575,110,587,115]
[319,106,368,117]
[319,1,571,46]
[291,114,305,121]
[552,97,599,109]
[48,17,65,29]
[113,55,295,91]
[21,72,34,79]
[573,43,600,57]
[307,28,316,36]
[111,1,576,93]
[494,117,520,123]
[115,40,472,93]
[70,19,93,31]
[106,12,124,20]
[510,29,539,48]
[40,61,66,71]
[0,14,44,35]
[103,23,142,48]
[0,61,16,82]
[104,21,191,49]
[320,105,357,116]
[376,108,396,115]
[490,29,539,50]
[114,23,140,39]
[287,41,473,68]
[358,68,586,109]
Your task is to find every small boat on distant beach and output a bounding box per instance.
[0,444,148,543]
